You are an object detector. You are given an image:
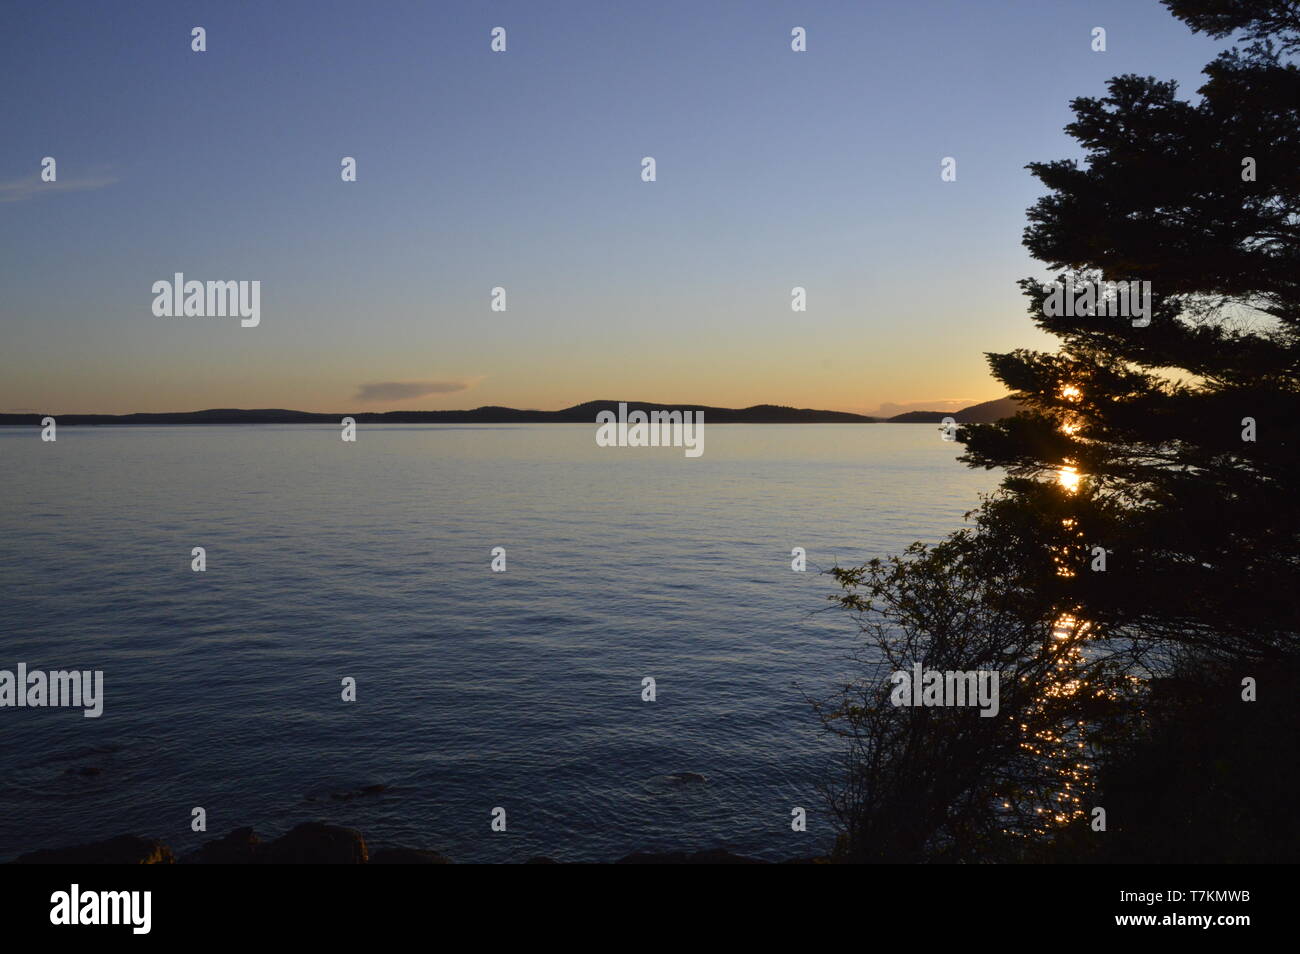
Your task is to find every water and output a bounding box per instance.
[0,423,995,862]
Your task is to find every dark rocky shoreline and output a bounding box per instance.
[10,822,830,864]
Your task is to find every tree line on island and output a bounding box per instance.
[0,396,1020,426]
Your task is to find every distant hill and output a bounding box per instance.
[0,401,882,426]
[886,397,1022,424]
[0,397,1024,427]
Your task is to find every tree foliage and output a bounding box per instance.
[824,1,1300,861]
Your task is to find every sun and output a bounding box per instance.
[1058,464,1082,493]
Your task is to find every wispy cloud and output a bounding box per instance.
[0,173,119,203]
[354,379,478,403]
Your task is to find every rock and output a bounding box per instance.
[615,848,766,864]
[261,822,368,864]
[370,847,451,864]
[13,835,174,865]
[666,772,707,784]
[9,820,817,865]
[186,827,262,864]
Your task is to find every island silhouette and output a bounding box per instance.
[0,397,1019,427]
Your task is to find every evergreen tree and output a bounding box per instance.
[960,1,1300,661]
[824,0,1300,861]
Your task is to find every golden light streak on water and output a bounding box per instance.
[1004,613,1101,839]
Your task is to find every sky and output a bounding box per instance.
[0,0,1228,415]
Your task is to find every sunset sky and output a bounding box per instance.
[1,0,1222,415]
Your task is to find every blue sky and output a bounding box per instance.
[0,0,1226,414]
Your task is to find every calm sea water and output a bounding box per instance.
[0,423,994,862]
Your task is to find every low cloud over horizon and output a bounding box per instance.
[353,380,477,403]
